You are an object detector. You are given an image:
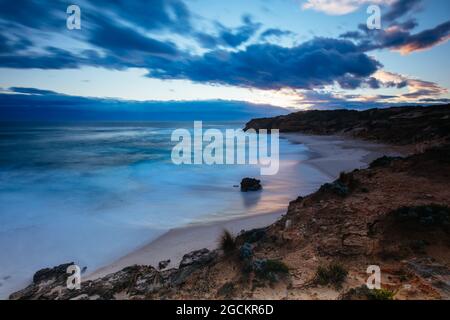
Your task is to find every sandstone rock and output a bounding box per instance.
[406,258,450,298]
[342,234,371,256]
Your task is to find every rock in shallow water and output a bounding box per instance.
[240,178,262,192]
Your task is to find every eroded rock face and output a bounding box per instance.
[33,262,75,284]
[9,249,219,300]
[179,248,217,268]
[158,259,170,270]
[9,264,167,300]
[240,178,262,192]
[9,262,76,300]
[406,258,450,296]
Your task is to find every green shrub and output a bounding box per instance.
[367,288,396,300]
[265,259,289,274]
[369,156,402,168]
[392,205,450,229]
[254,259,289,282]
[219,230,237,255]
[340,286,396,300]
[239,242,253,261]
[315,263,348,288]
[240,228,267,243]
[319,181,349,197]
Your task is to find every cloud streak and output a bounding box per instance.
[301,0,393,15]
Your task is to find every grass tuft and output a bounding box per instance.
[315,263,348,289]
[219,230,237,255]
[254,259,289,282]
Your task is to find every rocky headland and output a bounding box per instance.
[244,104,450,148]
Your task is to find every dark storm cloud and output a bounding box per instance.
[148,38,381,90]
[194,15,261,48]
[341,15,450,55]
[96,0,192,32]
[384,0,422,22]
[0,0,63,29]
[389,21,450,54]
[0,47,83,69]
[9,87,60,95]
[259,28,294,41]
[339,0,449,54]
[395,19,419,31]
[0,0,186,69]
[88,16,179,57]
[357,21,450,54]
[0,0,190,31]
[0,0,446,94]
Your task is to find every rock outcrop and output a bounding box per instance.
[240,178,262,192]
[10,249,218,300]
[244,104,450,147]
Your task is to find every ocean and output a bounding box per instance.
[0,121,331,298]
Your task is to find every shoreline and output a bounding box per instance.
[85,133,403,281]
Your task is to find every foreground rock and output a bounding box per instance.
[158,259,170,270]
[179,248,217,268]
[240,178,262,192]
[10,249,218,300]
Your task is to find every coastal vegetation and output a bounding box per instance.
[314,264,348,289]
[219,230,237,255]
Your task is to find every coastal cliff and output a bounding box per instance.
[10,105,450,300]
[244,104,450,147]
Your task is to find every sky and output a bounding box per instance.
[0,0,449,112]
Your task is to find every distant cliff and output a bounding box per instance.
[244,104,450,146]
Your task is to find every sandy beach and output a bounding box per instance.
[86,134,403,281]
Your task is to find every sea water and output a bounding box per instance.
[0,121,330,298]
